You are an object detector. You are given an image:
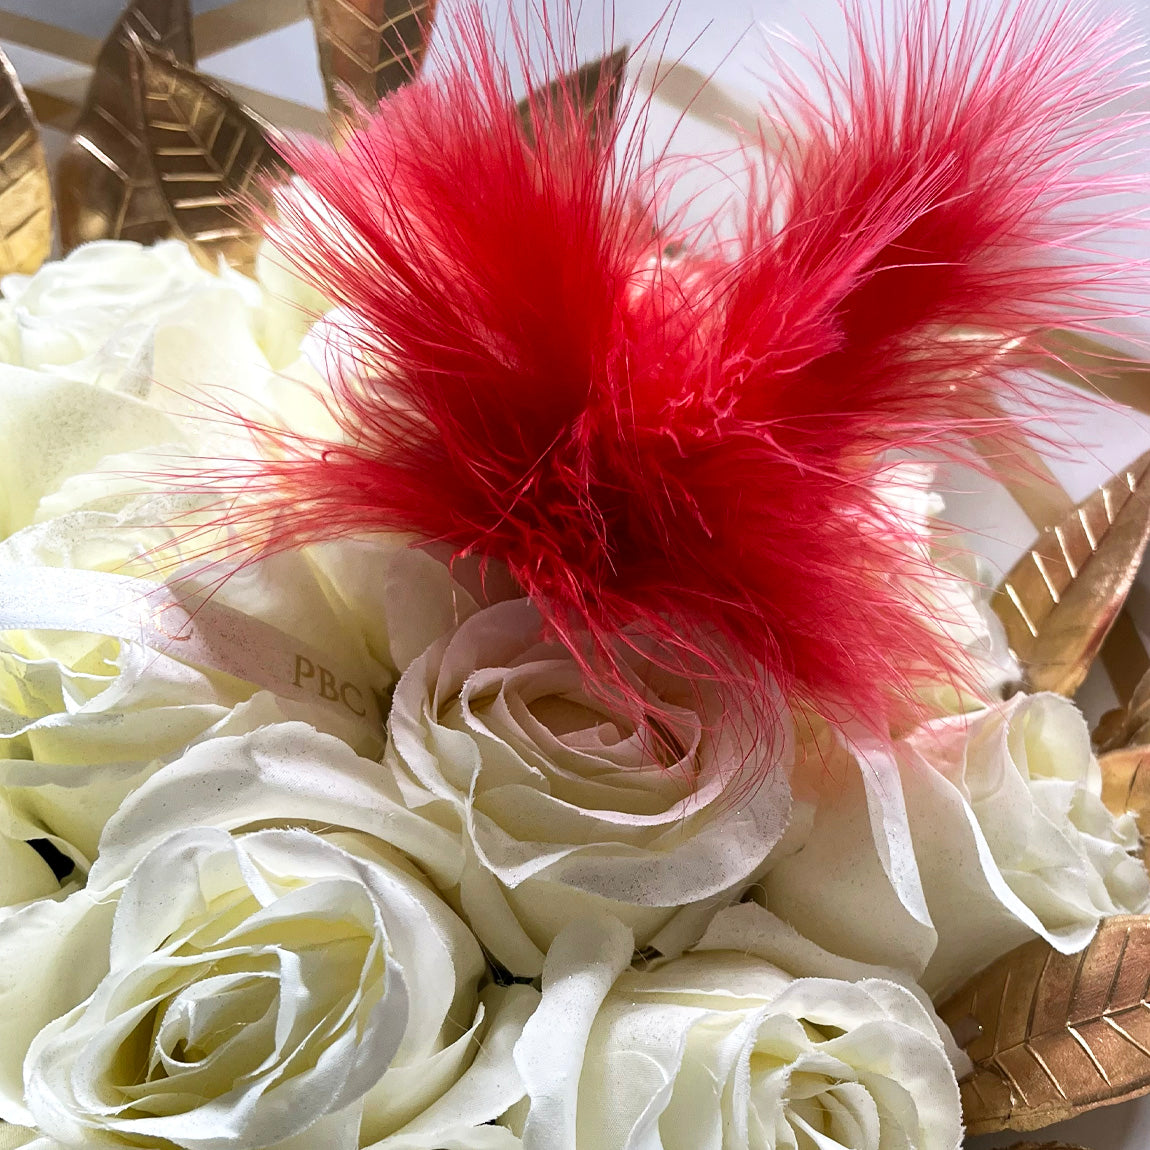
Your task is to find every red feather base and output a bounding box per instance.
[208,1,1148,745]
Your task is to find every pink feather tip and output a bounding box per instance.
[212,0,1148,743]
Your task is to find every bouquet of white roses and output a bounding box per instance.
[1,2,1150,1149]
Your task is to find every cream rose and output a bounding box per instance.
[0,1123,38,1148]
[0,490,401,875]
[0,237,403,766]
[763,693,1149,999]
[514,904,963,1150]
[0,368,185,540]
[0,396,405,900]
[916,547,1018,715]
[907,692,1149,995]
[0,479,405,732]
[0,240,257,373]
[0,238,325,396]
[0,1125,527,1150]
[0,242,404,915]
[0,835,64,912]
[0,238,340,550]
[57,721,535,1147]
[0,813,531,1150]
[0,613,283,893]
[0,678,291,903]
[0,504,413,896]
[383,591,793,977]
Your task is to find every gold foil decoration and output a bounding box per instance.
[939,915,1150,1134]
[1096,666,1150,752]
[518,48,629,145]
[57,0,194,251]
[954,331,1075,529]
[1096,608,1150,710]
[195,0,309,58]
[132,45,291,275]
[634,57,763,138]
[970,418,1076,533]
[1040,330,1150,421]
[1098,748,1150,842]
[0,48,52,274]
[309,0,438,115]
[992,449,1150,697]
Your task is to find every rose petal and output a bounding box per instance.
[515,915,634,1150]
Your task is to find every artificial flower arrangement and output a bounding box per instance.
[1,1,1150,1148]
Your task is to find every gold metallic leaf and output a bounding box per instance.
[1098,747,1150,842]
[972,427,1075,532]
[1096,665,1150,752]
[132,45,291,274]
[939,916,1150,1134]
[1040,330,1150,421]
[0,48,51,274]
[1096,610,1150,713]
[518,48,630,145]
[633,57,762,138]
[57,0,193,251]
[309,0,437,115]
[992,450,1150,696]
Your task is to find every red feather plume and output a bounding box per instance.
[215,1,1148,738]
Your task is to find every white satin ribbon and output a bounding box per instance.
[0,565,385,753]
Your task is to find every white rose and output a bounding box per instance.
[0,241,253,370]
[515,905,963,1150]
[255,204,333,370]
[0,1124,37,1148]
[916,548,1019,715]
[0,488,405,722]
[0,244,403,747]
[907,692,1149,995]
[0,239,325,415]
[0,506,405,891]
[763,693,1149,999]
[0,836,63,912]
[80,721,534,1147]
[0,663,295,904]
[384,592,793,976]
[0,368,186,539]
[0,1123,527,1150]
[0,615,283,890]
[0,239,341,546]
[0,459,406,903]
[0,240,336,519]
[0,817,530,1150]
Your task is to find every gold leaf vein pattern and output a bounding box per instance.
[939,915,1150,1134]
[992,449,1150,697]
[309,0,438,115]
[518,48,629,146]
[57,0,194,252]
[0,48,51,275]
[133,45,291,275]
